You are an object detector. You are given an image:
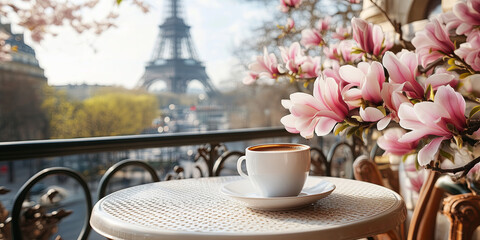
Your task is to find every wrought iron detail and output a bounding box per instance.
[212,151,244,176]
[0,187,11,240]
[164,165,196,180]
[310,147,329,176]
[326,141,356,178]
[97,159,160,201]
[195,143,227,177]
[11,167,92,240]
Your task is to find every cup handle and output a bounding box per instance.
[237,156,248,178]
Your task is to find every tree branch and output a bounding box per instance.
[368,0,413,50]
[425,155,480,178]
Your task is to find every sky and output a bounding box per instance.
[20,0,271,90]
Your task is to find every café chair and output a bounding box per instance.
[353,155,444,240]
[443,193,480,240]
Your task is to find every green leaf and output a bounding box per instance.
[116,0,123,4]
[377,106,387,116]
[346,127,358,138]
[351,49,364,54]
[447,58,456,65]
[469,105,480,118]
[344,118,359,126]
[454,135,463,149]
[447,65,459,71]
[460,72,471,79]
[415,155,420,170]
[439,149,454,162]
[334,123,349,135]
[425,84,434,101]
[351,115,363,122]
[410,99,421,104]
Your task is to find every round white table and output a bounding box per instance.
[90,176,406,240]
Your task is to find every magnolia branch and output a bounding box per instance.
[451,52,478,74]
[425,156,480,178]
[368,0,413,50]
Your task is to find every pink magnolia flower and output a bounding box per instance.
[383,51,424,99]
[351,17,392,56]
[323,61,348,88]
[412,17,455,68]
[433,67,460,88]
[280,0,303,12]
[286,18,295,31]
[281,76,349,138]
[339,61,385,106]
[455,31,480,71]
[332,26,351,40]
[247,47,281,81]
[301,28,324,48]
[279,42,306,74]
[450,0,480,36]
[468,162,480,176]
[300,56,321,78]
[409,169,426,193]
[317,16,331,32]
[421,73,456,91]
[243,72,259,85]
[442,11,464,36]
[381,82,410,123]
[323,43,339,60]
[359,107,386,123]
[377,128,418,156]
[337,40,362,63]
[383,51,456,99]
[361,82,411,130]
[323,40,361,63]
[398,85,467,166]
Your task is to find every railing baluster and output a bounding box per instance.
[11,167,92,240]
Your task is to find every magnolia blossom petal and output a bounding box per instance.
[297,116,318,139]
[434,85,466,131]
[314,117,337,136]
[423,73,455,90]
[468,163,480,176]
[359,107,384,122]
[413,102,450,125]
[377,116,391,130]
[291,104,320,117]
[339,65,365,85]
[417,137,445,166]
[281,99,293,109]
[290,92,324,110]
[280,115,300,133]
[377,128,418,156]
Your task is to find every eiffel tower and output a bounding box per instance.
[139,0,218,95]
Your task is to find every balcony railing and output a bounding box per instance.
[0,127,294,162]
[0,127,356,240]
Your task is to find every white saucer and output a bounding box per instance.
[220,176,335,210]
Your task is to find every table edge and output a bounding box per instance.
[90,176,407,240]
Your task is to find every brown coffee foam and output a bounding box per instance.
[249,144,307,152]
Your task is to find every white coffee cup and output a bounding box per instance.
[237,143,311,197]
